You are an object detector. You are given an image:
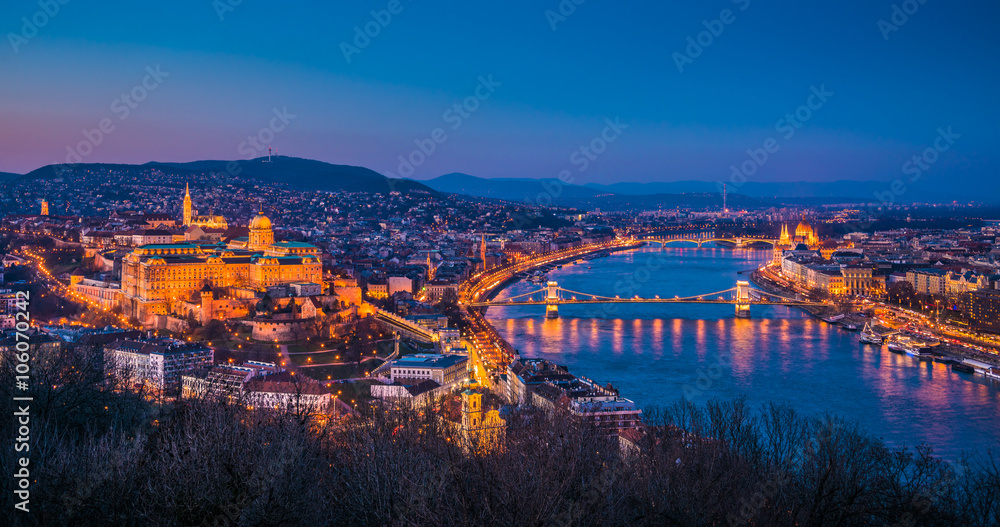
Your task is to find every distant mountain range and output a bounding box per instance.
[7,158,991,207]
[418,173,995,205]
[416,173,878,209]
[583,181,894,201]
[16,157,437,195]
[423,173,606,200]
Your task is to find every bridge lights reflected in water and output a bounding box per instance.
[486,246,1000,458]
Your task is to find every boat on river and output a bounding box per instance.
[887,335,908,353]
[904,342,934,358]
[952,362,975,374]
[859,323,883,345]
[527,272,548,283]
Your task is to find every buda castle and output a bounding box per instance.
[119,186,321,324]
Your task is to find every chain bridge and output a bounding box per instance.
[467,280,826,318]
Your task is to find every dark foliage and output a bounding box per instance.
[2,346,998,526]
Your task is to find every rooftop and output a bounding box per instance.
[393,353,468,369]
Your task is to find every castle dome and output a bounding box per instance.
[249,212,272,230]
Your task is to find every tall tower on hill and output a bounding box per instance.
[40,199,49,216]
[183,183,193,226]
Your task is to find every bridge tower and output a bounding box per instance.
[546,281,559,319]
[735,280,751,318]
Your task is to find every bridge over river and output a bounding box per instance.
[468,280,827,318]
[637,230,777,248]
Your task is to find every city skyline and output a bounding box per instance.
[4,3,1000,524]
[2,1,998,194]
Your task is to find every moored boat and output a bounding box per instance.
[952,363,975,374]
[886,335,908,353]
[903,343,933,358]
[859,322,883,345]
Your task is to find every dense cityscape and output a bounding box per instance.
[2,160,1000,524]
[4,1,1000,525]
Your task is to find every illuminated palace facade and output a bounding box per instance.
[120,190,321,323]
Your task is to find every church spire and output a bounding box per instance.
[183,182,193,226]
[480,233,487,271]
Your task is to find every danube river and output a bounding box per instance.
[486,246,1000,460]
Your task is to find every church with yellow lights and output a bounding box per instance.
[182,183,228,229]
[119,185,321,324]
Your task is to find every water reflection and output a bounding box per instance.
[487,247,1000,459]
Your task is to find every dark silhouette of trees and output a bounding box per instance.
[2,348,998,527]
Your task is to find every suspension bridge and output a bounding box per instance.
[467,280,827,318]
[637,231,777,248]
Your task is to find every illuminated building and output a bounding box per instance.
[774,218,819,266]
[842,265,883,297]
[366,280,388,299]
[40,198,49,216]
[242,372,330,413]
[119,209,321,325]
[182,183,229,229]
[773,224,793,265]
[248,212,274,251]
[461,390,506,451]
[389,353,469,385]
[425,279,460,303]
[183,184,192,226]
[907,269,948,296]
[778,223,791,246]
[793,217,819,247]
[959,290,1000,334]
[103,339,213,395]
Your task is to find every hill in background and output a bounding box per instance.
[19,157,436,195]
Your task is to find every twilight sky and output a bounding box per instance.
[1,0,997,189]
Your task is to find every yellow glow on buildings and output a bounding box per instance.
[120,205,320,324]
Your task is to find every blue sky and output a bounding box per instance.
[1,0,996,189]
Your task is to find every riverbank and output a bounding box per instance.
[486,246,1000,460]
[749,268,837,319]
[460,239,643,376]
[475,241,643,306]
[750,267,1000,369]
